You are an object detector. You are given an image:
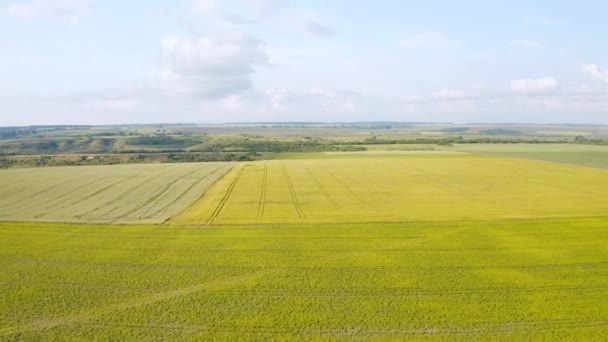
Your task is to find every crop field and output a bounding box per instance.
[449,144,608,169]
[172,157,608,225]
[0,163,232,224]
[2,153,608,340]
[1,218,608,340]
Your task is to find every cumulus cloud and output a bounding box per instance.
[302,17,333,37]
[159,32,268,99]
[278,10,333,38]
[261,87,360,115]
[582,64,608,83]
[510,77,558,93]
[245,0,286,16]
[399,32,461,48]
[191,0,216,16]
[7,0,92,19]
[509,40,545,49]
[188,0,249,26]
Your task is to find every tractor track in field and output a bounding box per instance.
[305,167,340,209]
[283,164,306,220]
[0,269,276,338]
[213,284,608,298]
[32,176,115,218]
[76,167,179,220]
[205,165,245,225]
[9,319,607,338]
[109,165,214,223]
[141,165,228,220]
[2,228,605,339]
[0,175,89,212]
[256,164,268,221]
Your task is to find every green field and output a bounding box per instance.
[1,218,608,340]
[172,157,608,225]
[449,144,608,169]
[2,152,608,340]
[0,163,232,224]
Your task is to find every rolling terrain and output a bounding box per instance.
[1,150,608,340]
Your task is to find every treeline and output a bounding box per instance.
[574,136,608,145]
[0,152,255,169]
[343,136,569,146]
[193,140,365,153]
[128,135,203,148]
[0,138,117,155]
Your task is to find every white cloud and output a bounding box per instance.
[510,77,558,93]
[302,17,333,37]
[278,10,333,38]
[245,0,286,16]
[509,40,545,49]
[399,32,461,48]
[582,64,608,83]
[217,94,242,111]
[7,0,92,19]
[159,32,268,99]
[432,88,467,100]
[191,0,216,16]
[431,88,475,112]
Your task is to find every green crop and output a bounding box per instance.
[1,218,608,340]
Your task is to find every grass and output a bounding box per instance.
[448,144,608,169]
[449,143,608,153]
[264,152,479,160]
[0,163,233,224]
[1,218,608,340]
[171,157,608,225]
[2,154,608,340]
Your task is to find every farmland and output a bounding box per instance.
[1,218,608,340]
[2,133,608,340]
[0,163,232,224]
[448,144,608,169]
[172,157,608,225]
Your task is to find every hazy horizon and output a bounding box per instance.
[2,0,608,126]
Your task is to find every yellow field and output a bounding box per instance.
[0,163,233,224]
[171,157,608,225]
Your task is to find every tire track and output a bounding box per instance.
[305,167,340,209]
[205,165,246,225]
[256,164,268,221]
[0,175,89,212]
[142,165,229,220]
[32,176,115,218]
[283,164,306,220]
[76,167,178,220]
[109,165,213,223]
[0,269,276,339]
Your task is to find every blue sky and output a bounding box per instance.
[1,0,608,125]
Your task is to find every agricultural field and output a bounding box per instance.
[0,163,232,224]
[1,149,608,340]
[1,218,608,340]
[172,157,608,225]
[449,144,608,169]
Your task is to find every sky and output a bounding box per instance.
[1,0,608,126]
